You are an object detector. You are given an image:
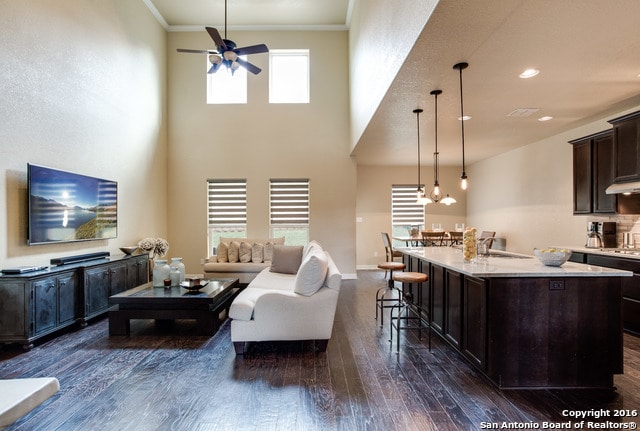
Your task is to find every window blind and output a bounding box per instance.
[269,179,310,225]
[207,179,247,226]
[391,184,425,226]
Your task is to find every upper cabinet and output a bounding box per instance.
[570,130,616,214]
[609,111,640,183]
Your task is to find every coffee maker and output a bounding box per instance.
[586,221,616,248]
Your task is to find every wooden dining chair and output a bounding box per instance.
[421,231,445,247]
[448,231,463,246]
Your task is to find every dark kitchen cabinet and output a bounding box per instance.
[444,269,463,348]
[586,253,640,334]
[570,130,616,214]
[609,111,640,183]
[430,264,445,333]
[463,276,487,370]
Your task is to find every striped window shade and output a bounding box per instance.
[269,179,310,225]
[207,179,247,226]
[391,184,425,226]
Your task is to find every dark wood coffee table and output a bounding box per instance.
[108,278,239,336]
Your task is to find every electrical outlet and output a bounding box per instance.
[549,280,565,290]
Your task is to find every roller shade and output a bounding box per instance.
[392,184,425,226]
[207,179,247,225]
[270,179,310,225]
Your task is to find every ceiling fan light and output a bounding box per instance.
[209,54,222,64]
[231,61,240,70]
[224,51,238,61]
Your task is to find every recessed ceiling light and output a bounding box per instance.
[538,116,553,122]
[458,116,471,121]
[519,68,540,79]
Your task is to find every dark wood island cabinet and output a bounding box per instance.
[399,247,629,389]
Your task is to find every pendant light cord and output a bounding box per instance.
[458,66,466,176]
[433,91,439,186]
[415,108,423,193]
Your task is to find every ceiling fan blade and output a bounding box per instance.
[206,27,227,50]
[177,48,219,54]
[235,58,262,75]
[235,44,269,56]
[208,63,221,74]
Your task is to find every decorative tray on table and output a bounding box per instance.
[180,279,208,291]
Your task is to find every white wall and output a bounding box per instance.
[166,30,357,276]
[348,0,438,150]
[356,164,466,268]
[0,0,168,268]
[466,105,640,253]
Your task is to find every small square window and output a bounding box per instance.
[207,57,247,104]
[269,50,309,104]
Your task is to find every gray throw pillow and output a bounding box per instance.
[270,245,304,274]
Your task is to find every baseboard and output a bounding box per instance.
[356,265,381,271]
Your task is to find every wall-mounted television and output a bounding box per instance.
[28,164,118,245]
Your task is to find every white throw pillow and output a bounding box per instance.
[251,242,264,263]
[294,250,328,296]
[263,241,275,262]
[217,242,229,262]
[228,241,240,263]
[239,242,252,263]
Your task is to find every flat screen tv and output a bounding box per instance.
[28,164,118,245]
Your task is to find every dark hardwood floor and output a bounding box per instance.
[1,270,639,430]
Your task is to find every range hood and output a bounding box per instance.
[605,181,640,195]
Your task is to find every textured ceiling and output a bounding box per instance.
[147,0,640,166]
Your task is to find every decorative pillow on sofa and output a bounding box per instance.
[264,242,275,262]
[294,248,328,296]
[228,241,240,263]
[239,242,252,263]
[251,242,264,263]
[270,245,303,274]
[217,242,229,262]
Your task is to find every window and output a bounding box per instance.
[269,50,309,104]
[207,179,247,253]
[206,57,247,104]
[270,179,310,245]
[391,184,425,246]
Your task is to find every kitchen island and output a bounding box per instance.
[398,247,631,389]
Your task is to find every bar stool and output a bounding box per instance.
[375,261,405,326]
[389,271,431,353]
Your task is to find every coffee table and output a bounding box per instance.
[108,278,239,336]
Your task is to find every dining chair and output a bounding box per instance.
[421,230,445,247]
[448,231,463,246]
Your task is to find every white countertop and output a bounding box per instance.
[554,245,640,261]
[399,246,632,278]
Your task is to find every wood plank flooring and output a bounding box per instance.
[1,270,639,430]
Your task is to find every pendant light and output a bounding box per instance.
[414,108,432,205]
[454,62,469,190]
[429,89,457,206]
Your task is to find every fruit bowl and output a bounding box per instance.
[534,248,572,267]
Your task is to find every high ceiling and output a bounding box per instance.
[147,0,640,166]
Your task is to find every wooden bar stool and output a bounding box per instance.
[389,271,431,353]
[375,261,405,326]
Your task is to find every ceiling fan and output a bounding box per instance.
[176,0,269,75]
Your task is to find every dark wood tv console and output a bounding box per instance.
[0,254,148,349]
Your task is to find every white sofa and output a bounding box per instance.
[203,237,285,284]
[229,242,342,354]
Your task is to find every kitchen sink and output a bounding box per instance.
[487,251,532,259]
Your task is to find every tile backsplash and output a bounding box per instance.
[590,214,640,247]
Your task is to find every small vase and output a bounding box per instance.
[170,257,186,283]
[152,259,171,287]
